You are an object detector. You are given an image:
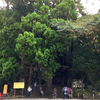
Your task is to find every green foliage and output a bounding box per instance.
[0,9,21,84]
[0,9,4,29]
[32,0,63,11]
[34,27,64,80]
[15,31,36,63]
[38,5,49,15]
[51,14,100,34]
[0,57,21,84]
[75,89,87,94]
[51,0,77,20]
[5,0,35,22]
[17,12,64,81]
[0,9,15,29]
[50,13,100,88]
[38,5,50,25]
[72,44,100,71]
[0,22,20,58]
[72,41,100,85]
[1,0,98,90]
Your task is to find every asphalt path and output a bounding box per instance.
[1,99,100,100]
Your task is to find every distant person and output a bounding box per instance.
[27,86,32,97]
[67,87,71,98]
[33,82,37,91]
[53,88,57,99]
[39,87,43,98]
[64,88,67,99]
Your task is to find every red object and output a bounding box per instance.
[0,93,1,97]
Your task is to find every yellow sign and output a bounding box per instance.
[3,84,8,94]
[13,82,25,89]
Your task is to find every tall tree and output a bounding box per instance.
[15,12,64,93]
[15,31,36,85]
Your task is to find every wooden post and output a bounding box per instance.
[71,89,73,98]
[22,89,23,96]
[14,89,16,96]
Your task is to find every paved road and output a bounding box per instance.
[1,99,100,100]
[0,99,90,100]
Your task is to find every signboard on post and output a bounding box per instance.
[13,82,24,89]
[13,82,25,96]
[3,84,8,94]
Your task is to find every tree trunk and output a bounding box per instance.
[28,65,32,85]
[46,79,52,95]
[61,75,64,86]
[37,64,42,85]
[21,53,25,71]
[18,53,25,82]
[38,70,42,85]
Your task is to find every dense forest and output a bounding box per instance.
[0,0,100,95]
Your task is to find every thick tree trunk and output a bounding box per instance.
[67,75,72,87]
[70,38,74,80]
[21,53,25,71]
[38,70,42,85]
[61,75,64,86]
[46,79,52,95]
[37,64,42,85]
[18,53,25,82]
[28,65,32,85]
